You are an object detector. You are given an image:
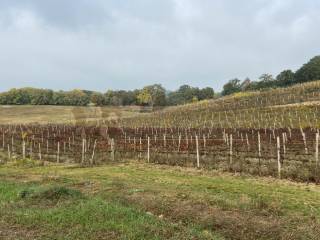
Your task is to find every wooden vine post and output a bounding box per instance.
[316,132,319,169]
[82,139,85,164]
[282,132,286,157]
[57,141,60,163]
[277,136,281,179]
[22,140,26,159]
[7,144,11,160]
[2,132,5,149]
[147,136,150,163]
[196,135,200,168]
[111,138,115,162]
[139,137,142,159]
[90,139,97,166]
[229,134,233,169]
[301,128,308,154]
[39,143,42,161]
[258,132,261,174]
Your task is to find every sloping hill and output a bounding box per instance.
[119,80,320,129]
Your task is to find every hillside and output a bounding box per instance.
[119,80,320,129]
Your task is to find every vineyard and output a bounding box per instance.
[1,81,320,182]
[0,124,319,182]
[119,81,320,129]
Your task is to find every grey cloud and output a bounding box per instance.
[0,0,113,29]
[0,0,319,92]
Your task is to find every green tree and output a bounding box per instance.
[167,85,204,105]
[276,70,295,87]
[259,74,274,82]
[240,78,251,91]
[137,89,152,106]
[295,56,320,83]
[254,74,276,89]
[198,87,215,100]
[137,84,166,107]
[91,92,106,106]
[222,79,241,96]
[66,90,90,106]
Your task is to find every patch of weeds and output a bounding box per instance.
[18,186,85,206]
[33,186,83,201]
[252,194,283,216]
[0,181,31,203]
[12,158,44,168]
[19,189,35,199]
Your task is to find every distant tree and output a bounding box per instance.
[0,84,217,107]
[252,74,275,89]
[104,90,114,105]
[259,74,274,82]
[29,89,53,105]
[116,90,138,106]
[178,85,198,103]
[221,79,241,96]
[295,56,320,83]
[0,88,31,105]
[137,84,166,107]
[91,92,106,106]
[52,91,66,105]
[240,78,251,91]
[50,90,89,106]
[167,85,213,105]
[198,87,215,100]
[103,90,139,106]
[65,90,90,106]
[137,89,152,106]
[0,91,13,104]
[276,70,295,87]
[245,81,259,91]
[167,91,184,105]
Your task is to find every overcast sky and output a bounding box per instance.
[0,0,319,92]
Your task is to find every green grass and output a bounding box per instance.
[0,161,320,239]
[2,187,208,240]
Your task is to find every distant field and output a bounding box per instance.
[0,105,142,124]
[0,161,319,240]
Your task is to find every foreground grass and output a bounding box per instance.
[0,161,320,239]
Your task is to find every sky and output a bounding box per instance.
[0,0,319,92]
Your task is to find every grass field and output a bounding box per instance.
[1,160,320,240]
[0,105,141,124]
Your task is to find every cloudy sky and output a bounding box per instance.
[0,0,319,92]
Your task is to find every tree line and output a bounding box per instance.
[0,84,215,107]
[222,56,320,96]
[1,55,319,106]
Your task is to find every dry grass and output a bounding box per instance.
[0,105,141,124]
